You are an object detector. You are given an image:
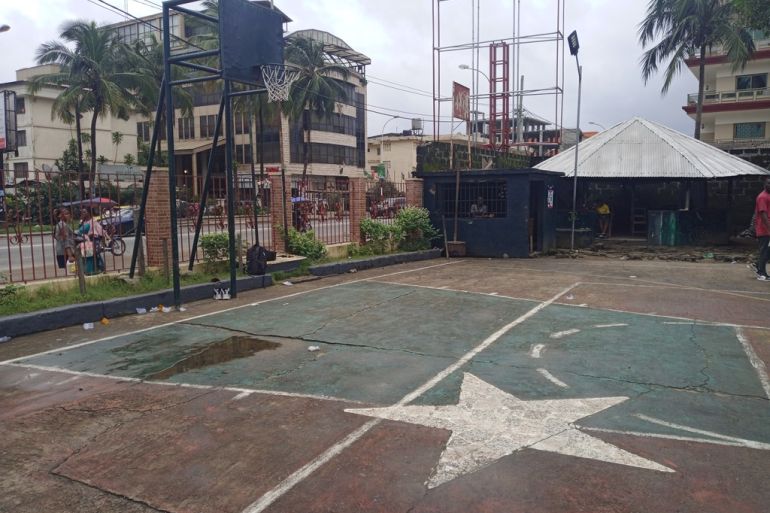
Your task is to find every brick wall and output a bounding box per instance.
[145,170,171,268]
[270,174,290,253]
[405,178,424,208]
[349,177,366,244]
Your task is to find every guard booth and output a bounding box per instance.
[419,168,563,257]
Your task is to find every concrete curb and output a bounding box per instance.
[309,249,442,277]
[0,275,272,340]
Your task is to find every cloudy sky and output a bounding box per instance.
[1,0,697,137]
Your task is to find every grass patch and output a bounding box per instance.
[0,270,230,317]
[271,260,311,282]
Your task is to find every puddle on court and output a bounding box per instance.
[145,336,281,380]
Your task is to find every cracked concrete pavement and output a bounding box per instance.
[2,257,770,513]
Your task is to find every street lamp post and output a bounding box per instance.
[568,30,582,253]
[380,115,400,180]
[588,121,606,131]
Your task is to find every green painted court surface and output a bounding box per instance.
[3,259,770,513]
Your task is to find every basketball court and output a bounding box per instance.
[2,257,770,512]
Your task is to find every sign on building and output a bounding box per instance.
[452,82,470,122]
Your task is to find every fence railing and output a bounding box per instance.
[1,172,145,284]
[366,180,407,226]
[687,88,770,105]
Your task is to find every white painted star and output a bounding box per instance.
[346,373,672,488]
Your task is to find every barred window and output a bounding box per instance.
[137,122,151,142]
[439,181,507,218]
[16,130,26,147]
[734,122,765,140]
[235,112,250,134]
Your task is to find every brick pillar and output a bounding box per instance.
[405,178,424,208]
[270,174,290,253]
[145,170,171,268]
[349,177,366,245]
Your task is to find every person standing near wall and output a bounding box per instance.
[752,178,770,281]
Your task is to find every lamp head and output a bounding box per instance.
[0,25,10,33]
[568,30,579,56]
[459,64,470,70]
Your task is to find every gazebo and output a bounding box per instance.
[535,117,770,243]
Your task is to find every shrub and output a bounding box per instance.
[287,228,327,261]
[200,233,231,272]
[359,218,400,255]
[394,207,439,251]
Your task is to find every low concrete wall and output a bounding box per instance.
[309,249,442,276]
[0,275,272,340]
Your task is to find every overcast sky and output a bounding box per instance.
[1,0,697,137]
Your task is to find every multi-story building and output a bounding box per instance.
[110,5,370,194]
[1,1,370,192]
[683,31,770,162]
[1,65,138,187]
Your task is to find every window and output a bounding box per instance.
[178,117,195,139]
[200,114,217,138]
[137,122,151,143]
[234,112,250,134]
[734,122,766,139]
[15,97,25,114]
[235,144,252,164]
[439,181,508,218]
[13,162,29,181]
[16,130,26,147]
[383,142,391,151]
[736,73,768,90]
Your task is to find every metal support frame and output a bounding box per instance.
[432,0,564,151]
[488,42,510,152]
[135,0,276,307]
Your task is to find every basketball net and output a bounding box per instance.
[261,64,300,103]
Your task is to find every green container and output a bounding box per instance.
[648,210,679,246]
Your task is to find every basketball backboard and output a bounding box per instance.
[219,0,285,86]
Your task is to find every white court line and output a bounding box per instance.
[232,391,253,401]
[734,327,770,400]
[594,323,628,329]
[5,363,369,405]
[550,329,580,339]
[579,426,770,450]
[240,282,581,513]
[537,368,569,388]
[368,280,539,304]
[0,260,461,366]
[530,343,546,359]
[634,414,770,450]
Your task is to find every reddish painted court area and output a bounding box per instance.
[2,257,770,513]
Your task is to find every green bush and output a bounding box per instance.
[359,218,400,255]
[287,228,327,261]
[200,233,231,272]
[394,207,439,251]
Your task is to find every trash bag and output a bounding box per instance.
[246,245,270,275]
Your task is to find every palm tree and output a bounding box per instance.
[639,0,754,140]
[111,131,123,163]
[283,36,351,184]
[32,20,138,193]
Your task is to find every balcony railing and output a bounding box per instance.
[687,88,770,105]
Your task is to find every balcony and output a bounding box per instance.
[687,88,770,105]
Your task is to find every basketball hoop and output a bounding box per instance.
[261,64,300,103]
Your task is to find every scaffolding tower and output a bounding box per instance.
[431,0,565,157]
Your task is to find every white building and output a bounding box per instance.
[2,65,138,186]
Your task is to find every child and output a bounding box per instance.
[55,209,76,266]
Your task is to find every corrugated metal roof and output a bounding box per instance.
[534,117,770,178]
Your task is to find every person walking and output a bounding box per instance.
[752,178,770,281]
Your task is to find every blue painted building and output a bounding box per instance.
[418,168,563,257]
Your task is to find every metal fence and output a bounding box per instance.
[294,176,351,246]
[1,172,144,284]
[366,180,407,225]
[176,174,274,265]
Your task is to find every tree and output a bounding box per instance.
[639,0,754,139]
[735,0,770,32]
[111,131,123,163]
[283,36,351,184]
[32,20,138,194]
[54,139,81,179]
